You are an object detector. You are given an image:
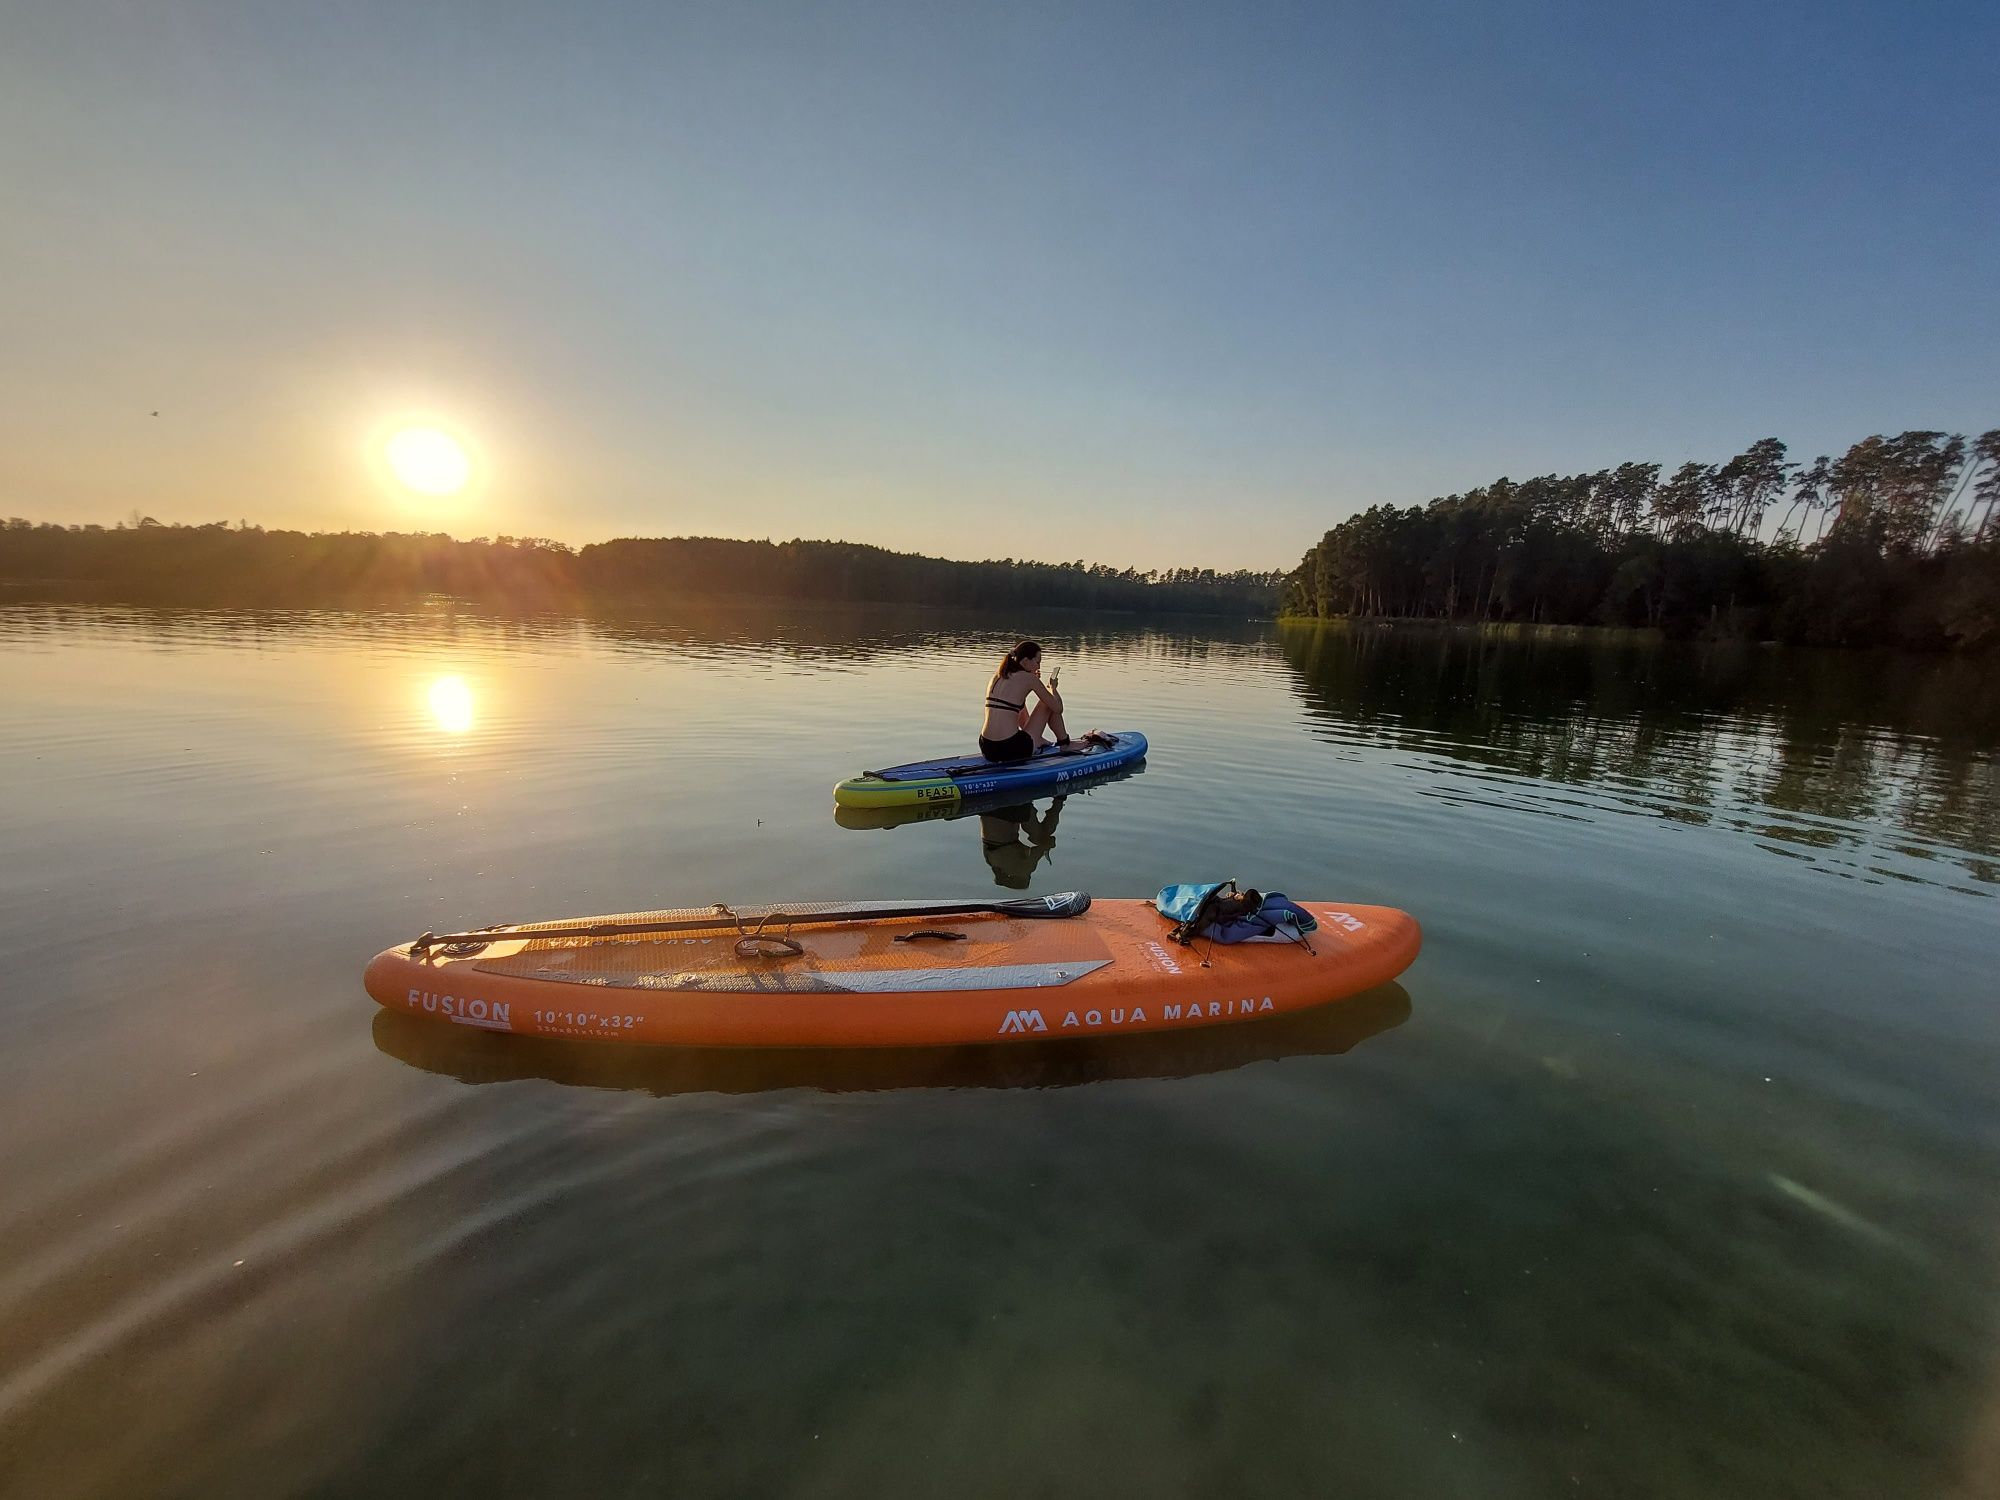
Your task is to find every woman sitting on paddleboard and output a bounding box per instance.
[979,640,1109,763]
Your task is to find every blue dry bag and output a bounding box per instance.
[1155,881,1318,946]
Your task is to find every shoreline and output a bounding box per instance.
[0,580,1278,626]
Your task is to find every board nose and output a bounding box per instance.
[1312,903,1423,973]
[363,946,417,1007]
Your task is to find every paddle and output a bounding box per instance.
[412,890,1092,952]
[925,733,1121,780]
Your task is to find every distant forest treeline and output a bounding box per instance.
[0,522,1283,616]
[1284,430,2000,650]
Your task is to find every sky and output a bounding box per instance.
[1,0,1995,572]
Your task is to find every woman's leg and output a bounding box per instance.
[1023,701,1070,745]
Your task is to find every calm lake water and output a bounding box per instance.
[2,601,1997,1499]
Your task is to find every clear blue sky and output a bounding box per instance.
[2,0,1994,570]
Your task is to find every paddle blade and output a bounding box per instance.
[1008,891,1091,918]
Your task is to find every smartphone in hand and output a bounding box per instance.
[1049,668,1060,690]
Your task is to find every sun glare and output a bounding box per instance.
[428,675,476,734]
[386,426,471,496]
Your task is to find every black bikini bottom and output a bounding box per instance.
[977,730,1035,763]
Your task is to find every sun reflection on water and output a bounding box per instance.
[427,675,475,734]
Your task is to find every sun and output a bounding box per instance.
[385,426,471,496]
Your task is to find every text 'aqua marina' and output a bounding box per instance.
[998,997,1275,1034]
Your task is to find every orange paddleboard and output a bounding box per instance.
[363,895,1421,1049]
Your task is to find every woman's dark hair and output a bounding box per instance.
[997,639,1042,678]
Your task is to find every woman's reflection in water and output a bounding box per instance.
[977,795,1064,889]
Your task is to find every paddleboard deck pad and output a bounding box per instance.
[363,894,1421,1048]
[833,731,1146,808]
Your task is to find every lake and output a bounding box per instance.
[1,601,1996,1499]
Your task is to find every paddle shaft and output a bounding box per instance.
[939,733,1118,780]
[413,893,1090,951]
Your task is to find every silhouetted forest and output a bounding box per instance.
[1283,430,2000,650]
[0,522,1282,616]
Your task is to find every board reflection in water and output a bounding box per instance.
[371,981,1412,1096]
[833,763,1144,889]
